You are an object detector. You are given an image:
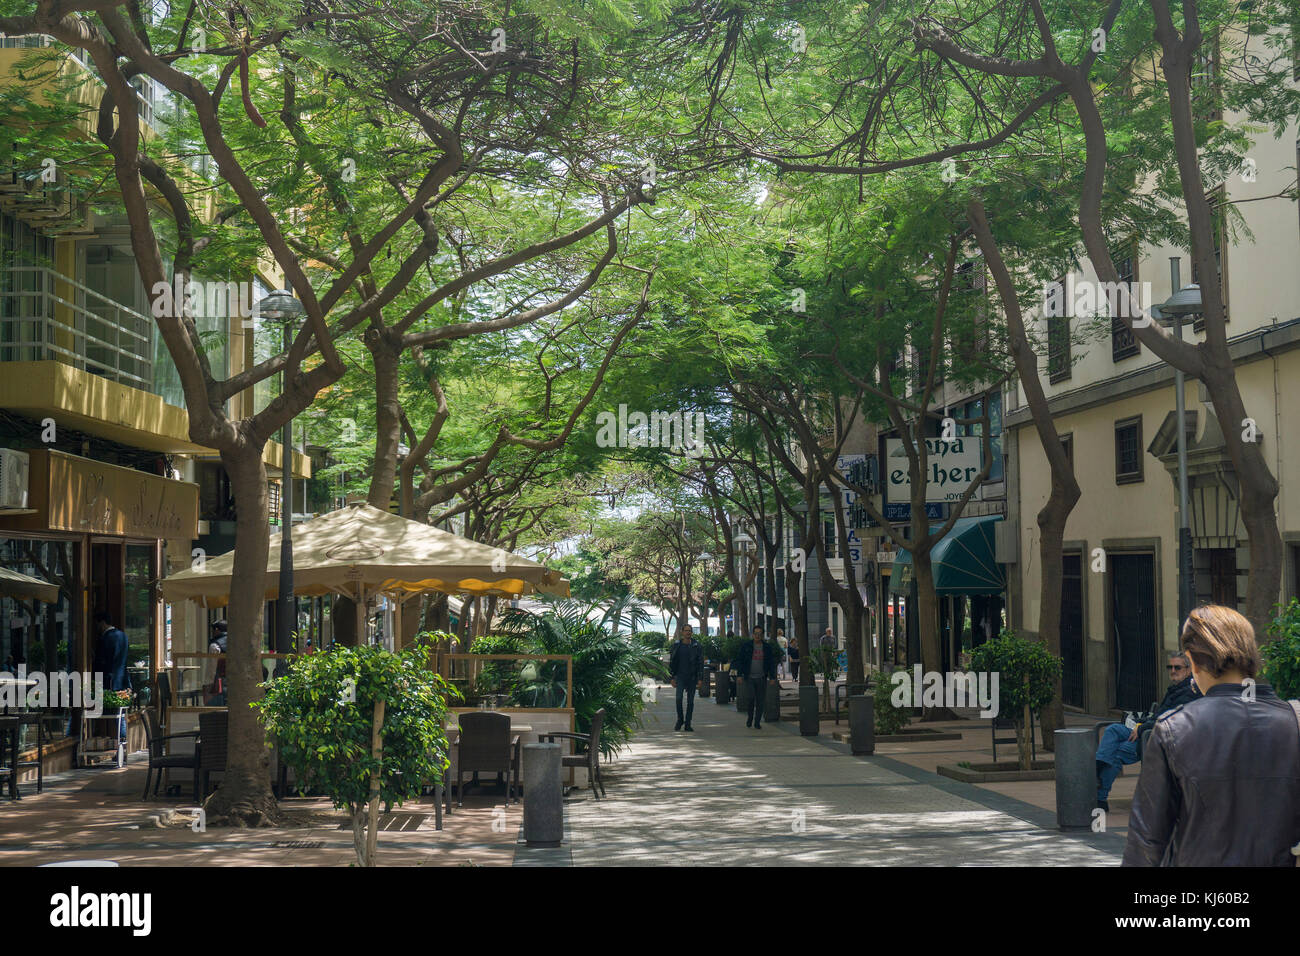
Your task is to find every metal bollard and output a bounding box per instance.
[700,668,712,698]
[1054,727,1096,830]
[523,743,563,847]
[715,669,730,705]
[798,684,819,736]
[849,694,874,754]
[765,681,781,723]
[736,676,752,714]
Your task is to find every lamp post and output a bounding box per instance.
[732,531,755,637]
[257,288,306,667]
[1155,261,1202,624]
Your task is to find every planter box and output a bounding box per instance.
[833,728,963,744]
[936,760,1056,783]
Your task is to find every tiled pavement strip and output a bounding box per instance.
[1,684,1126,866]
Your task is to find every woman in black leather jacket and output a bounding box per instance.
[1123,604,1300,866]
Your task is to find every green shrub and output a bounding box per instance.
[869,668,912,735]
[1263,599,1300,700]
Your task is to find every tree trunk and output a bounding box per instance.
[367,333,403,513]
[1017,700,1032,772]
[363,698,385,867]
[1036,506,1070,752]
[204,448,281,826]
[913,550,943,720]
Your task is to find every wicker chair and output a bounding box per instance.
[455,712,519,807]
[541,708,606,800]
[141,708,199,800]
[198,711,228,800]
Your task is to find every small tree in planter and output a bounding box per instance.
[1263,600,1300,701]
[256,642,457,866]
[969,629,1063,771]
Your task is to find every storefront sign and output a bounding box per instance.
[883,502,945,522]
[9,449,198,540]
[885,438,983,504]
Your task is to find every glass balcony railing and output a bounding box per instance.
[0,266,154,392]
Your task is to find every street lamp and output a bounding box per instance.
[256,289,306,665]
[1155,261,1201,625]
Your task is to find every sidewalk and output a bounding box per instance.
[561,683,1125,865]
[0,758,522,866]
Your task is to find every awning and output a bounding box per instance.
[158,502,569,606]
[0,566,59,603]
[889,515,1005,596]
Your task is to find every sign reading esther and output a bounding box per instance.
[885,438,982,504]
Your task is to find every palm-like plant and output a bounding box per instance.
[471,595,667,757]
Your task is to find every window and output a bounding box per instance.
[1191,37,1222,126]
[822,515,837,559]
[1115,417,1144,484]
[1112,247,1140,361]
[1048,303,1071,384]
[960,393,1004,482]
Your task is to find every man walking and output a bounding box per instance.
[92,611,129,692]
[669,625,703,732]
[733,626,778,729]
[1095,652,1201,810]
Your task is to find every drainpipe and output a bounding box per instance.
[1171,259,1192,625]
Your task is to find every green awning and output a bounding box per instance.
[889,515,1005,596]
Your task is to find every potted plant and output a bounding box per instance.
[1263,600,1300,700]
[969,628,1062,771]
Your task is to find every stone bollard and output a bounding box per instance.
[798,684,819,736]
[1054,727,1096,830]
[736,675,752,715]
[765,681,781,723]
[715,669,730,705]
[849,694,874,754]
[523,743,563,847]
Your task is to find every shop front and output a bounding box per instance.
[0,448,197,773]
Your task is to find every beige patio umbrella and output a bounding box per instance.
[158,502,569,607]
[0,566,59,603]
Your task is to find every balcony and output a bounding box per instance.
[1,266,154,393]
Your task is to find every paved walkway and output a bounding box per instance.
[2,686,1128,866]
[557,683,1124,866]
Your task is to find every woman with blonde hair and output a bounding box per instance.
[1124,604,1300,866]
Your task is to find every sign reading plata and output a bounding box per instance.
[2,449,198,540]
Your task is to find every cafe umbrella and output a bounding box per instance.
[158,503,569,638]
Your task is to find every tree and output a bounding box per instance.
[0,0,667,822]
[256,641,457,866]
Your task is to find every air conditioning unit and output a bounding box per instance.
[0,449,31,510]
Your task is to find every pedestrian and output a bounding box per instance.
[776,628,788,677]
[669,624,703,732]
[1123,604,1300,866]
[1095,652,1200,811]
[92,611,129,691]
[788,639,800,682]
[205,619,228,706]
[733,625,778,729]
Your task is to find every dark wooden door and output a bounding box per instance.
[1112,553,1157,711]
[1060,552,1085,708]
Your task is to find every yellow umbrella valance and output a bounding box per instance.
[158,502,568,607]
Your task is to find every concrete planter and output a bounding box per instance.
[936,760,1056,783]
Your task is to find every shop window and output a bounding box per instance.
[1048,312,1071,383]
[0,538,78,743]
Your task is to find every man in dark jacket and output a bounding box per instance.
[669,625,703,732]
[92,611,129,692]
[1095,652,1200,809]
[734,626,779,729]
